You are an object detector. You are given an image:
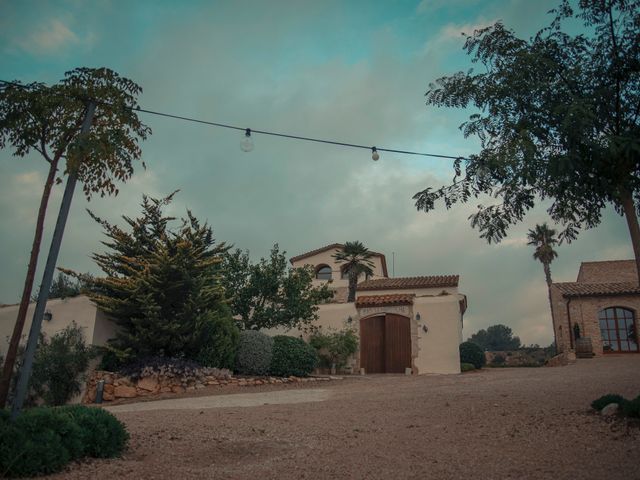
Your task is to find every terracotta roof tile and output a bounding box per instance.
[289,243,388,277]
[355,294,415,308]
[357,275,459,291]
[553,281,640,297]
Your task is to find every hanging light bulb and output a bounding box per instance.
[240,128,254,152]
[371,146,379,161]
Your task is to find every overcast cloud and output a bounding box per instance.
[0,0,632,345]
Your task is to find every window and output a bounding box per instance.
[599,307,638,353]
[315,265,332,280]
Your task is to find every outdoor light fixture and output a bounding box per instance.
[43,310,53,322]
[347,316,353,323]
[240,128,254,152]
[422,324,428,333]
[415,312,421,322]
[371,146,379,161]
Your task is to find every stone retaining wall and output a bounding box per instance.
[83,370,332,403]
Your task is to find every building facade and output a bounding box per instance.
[549,260,640,355]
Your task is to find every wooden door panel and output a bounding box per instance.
[360,316,385,373]
[384,314,411,373]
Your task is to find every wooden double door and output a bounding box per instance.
[360,314,412,373]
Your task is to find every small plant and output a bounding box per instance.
[459,341,485,369]
[622,395,640,418]
[460,362,476,372]
[118,356,204,379]
[309,327,358,371]
[235,331,274,376]
[270,336,318,377]
[591,394,625,411]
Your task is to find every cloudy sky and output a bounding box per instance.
[0,0,632,345]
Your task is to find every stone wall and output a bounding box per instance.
[83,370,332,404]
[485,349,549,367]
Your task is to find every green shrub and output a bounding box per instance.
[29,323,95,406]
[490,354,506,366]
[460,362,476,372]
[622,395,640,418]
[459,341,485,369]
[57,405,129,458]
[0,407,82,477]
[591,394,625,411]
[235,331,274,376]
[0,405,129,477]
[270,336,318,377]
[309,328,358,370]
[196,310,240,369]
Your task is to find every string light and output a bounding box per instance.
[0,79,470,163]
[240,128,254,152]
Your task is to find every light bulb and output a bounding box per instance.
[371,147,379,161]
[240,128,254,152]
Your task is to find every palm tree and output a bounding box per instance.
[527,223,559,350]
[332,241,375,303]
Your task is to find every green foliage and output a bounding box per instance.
[468,324,521,351]
[309,327,358,369]
[195,308,240,369]
[57,405,129,458]
[67,193,238,366]
[591,394,625,411]
[0,406,128,477]
[235,330,274,376]
[621,395,640,418]
[221,245,333,331]
[332,241,376,302]
[28,323,95,406]
[0,68,151,198]
[414,1,640,247]
[490,354,506,366]
[459,341,486,369]
[270,336,318,377]
[460,362,476,372]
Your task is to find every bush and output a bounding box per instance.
[195,310,240,369]
[118,356,202,379]
[58,405,129,457]
[309,328,358,370]
[591,394,625,411]
[0,406,129,477]
[29,323,95,406]
[622,395,640,418]
[459,341,485,369]
[235,331,274,376]
[270,336,318,377]
[490,354,506,366]
[460,362,476,372]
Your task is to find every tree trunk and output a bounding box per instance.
[621,191,640,285]
[543,261,558,353]
[0,158,59,408]
[348,270,357,303]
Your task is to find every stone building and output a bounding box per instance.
[549,260,640,355]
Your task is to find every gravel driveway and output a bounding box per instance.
[51,356,640,479]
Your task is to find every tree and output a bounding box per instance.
[66,193,238,368]
[469,324,521,351]
[332,241,375,302]
[0,68,151,407]
[221,245,334,331]
[413,1,640,283]
[527,223,560,349]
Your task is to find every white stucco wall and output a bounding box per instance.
[291,248,387,288]
[0,296,114,354]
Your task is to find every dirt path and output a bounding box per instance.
[52,356,640,479]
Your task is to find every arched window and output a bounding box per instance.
[315,265,332,280]
[599,307,638,353]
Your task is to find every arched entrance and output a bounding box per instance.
[360,314,411,373]
[599,307,639,353]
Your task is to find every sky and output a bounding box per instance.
[0,0,632,346]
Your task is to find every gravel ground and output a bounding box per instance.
[50,356,640,480]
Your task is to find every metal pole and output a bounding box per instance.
[11,101,96,420]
